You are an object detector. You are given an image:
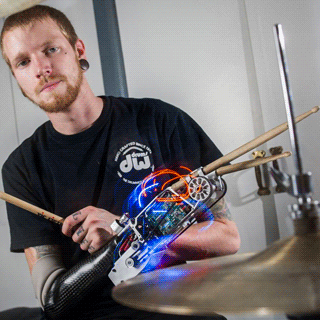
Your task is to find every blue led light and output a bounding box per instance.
[138,182,159,208]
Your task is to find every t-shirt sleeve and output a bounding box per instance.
[163,105,223,171]
[2,149,61,252]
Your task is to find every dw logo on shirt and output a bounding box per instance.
[115,142,154,184]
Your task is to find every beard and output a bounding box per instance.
[20,61,83,113]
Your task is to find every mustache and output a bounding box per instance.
[35,75,67,94]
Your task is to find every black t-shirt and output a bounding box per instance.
[3,96,222,257]
[2,96,223,317]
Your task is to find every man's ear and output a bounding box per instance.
[75,39,86,59]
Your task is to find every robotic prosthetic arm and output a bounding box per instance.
[108,168,227,285]
[31,237,118,319]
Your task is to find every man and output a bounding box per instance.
[0,5,240,320]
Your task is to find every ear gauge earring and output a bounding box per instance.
[79,59,89,71]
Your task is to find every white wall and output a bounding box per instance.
[0,0,104,311]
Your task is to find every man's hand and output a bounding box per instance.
[62,206,118,253]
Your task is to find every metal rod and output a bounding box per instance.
[273,24,304,176]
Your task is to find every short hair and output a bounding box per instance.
[1,5,78,66]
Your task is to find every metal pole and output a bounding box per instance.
[273,24,303,176]
[93,0,128,97]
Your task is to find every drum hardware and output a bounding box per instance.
[111,24,320,317]
[270,146,287,193]
[252,150,271,195]
[252,147,287,195]
[111,232,320,316]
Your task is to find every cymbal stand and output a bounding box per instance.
[272,24,320,235]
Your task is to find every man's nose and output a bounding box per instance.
[35,56,52,79]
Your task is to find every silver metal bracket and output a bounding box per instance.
[108,241,149,285]
[288,200,320,220]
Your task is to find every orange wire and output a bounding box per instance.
[139,166,193,202]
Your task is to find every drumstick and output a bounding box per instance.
[215,151,291,176]
[171,106,319,190]
[0,191,64,225]
[204,106,318,174]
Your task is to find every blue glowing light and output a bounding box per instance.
[138,182,159,208]
[117,166,219,272]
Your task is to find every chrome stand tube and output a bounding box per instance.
[273,24,320,233]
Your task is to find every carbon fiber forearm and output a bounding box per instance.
[44,237,118,319]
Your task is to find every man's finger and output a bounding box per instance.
[72,225,87,243]
[62,210,86,236]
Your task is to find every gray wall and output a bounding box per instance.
[0,1,319,319]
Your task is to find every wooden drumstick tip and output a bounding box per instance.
[312,106,319,113]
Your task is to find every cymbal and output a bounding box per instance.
[112,232,320,316]
[0,0,44,18]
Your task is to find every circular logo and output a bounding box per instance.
[115,142,154,184]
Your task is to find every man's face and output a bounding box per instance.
[2,18,83,113]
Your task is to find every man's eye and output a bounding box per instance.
[17,60,29,67]
[47,47,59,54]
